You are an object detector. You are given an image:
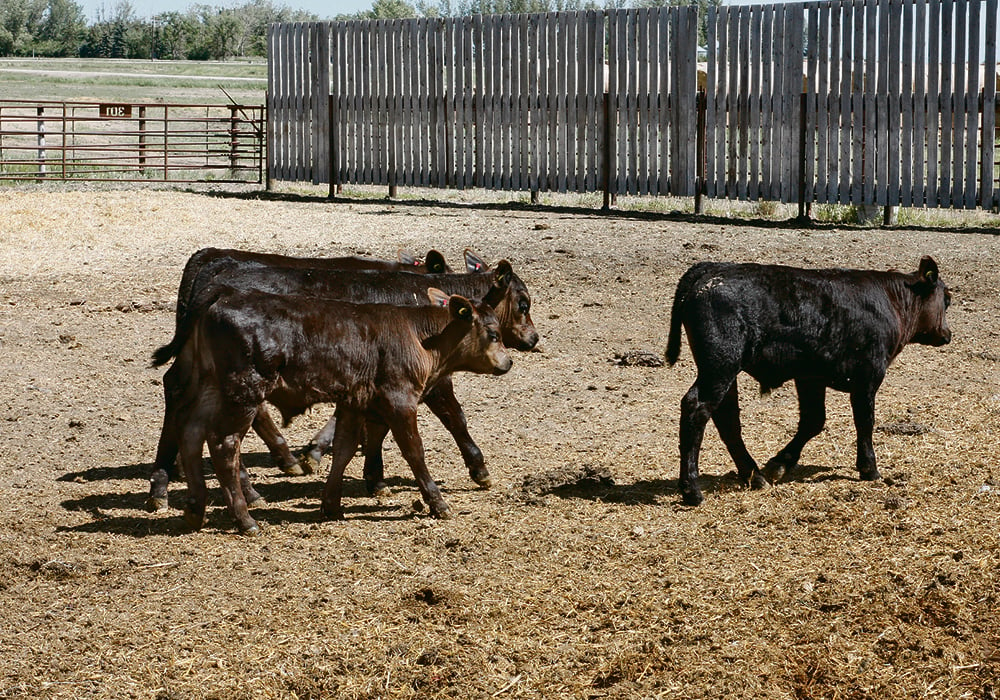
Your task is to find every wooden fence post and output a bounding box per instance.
[695,89,706,215]
[602,91,614,210]
[798,92,808,220]
[326,95,340,199]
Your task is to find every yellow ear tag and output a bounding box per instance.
[458,305,471,319]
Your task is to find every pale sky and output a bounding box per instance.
[75,0,823,24]
[76,0,372,21]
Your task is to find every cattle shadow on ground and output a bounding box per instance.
[538,478,673,505]
[62,491,147,514]
[771,463,849,485]
[56,497,416,538]
[251,474,383,504]
[533,464,856,506]
[56,514,187,537]
[57,451,279,485]
[58,461,152,483]
[247,473,481,503]
[248,500,415,526]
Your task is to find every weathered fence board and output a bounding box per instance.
[698,0,1000,210]
[984,0,999,209]
[270,0,1000,214]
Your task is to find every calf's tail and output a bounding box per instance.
[151,338,180,368]
[665,294,685,366]
[665,263,714,366]
[151,283,226,368]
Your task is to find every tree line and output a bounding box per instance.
[0,0,716,60]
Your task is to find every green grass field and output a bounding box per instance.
[0,57,266,104]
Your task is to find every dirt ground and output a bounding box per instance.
[0,185,998,699]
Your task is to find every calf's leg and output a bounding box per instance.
[711,381,767,490]
[252,408,307,476]
[148,363,182,512]
[361,419,392,497]
[307,376,490,490]
[424,377,490,487]
[149,412,178,512]
[764,378,827,483]
[177,421,208,531]
[850,383,881,481]
[387,409,451,518]
[239,460,265,507]
[207,431,260,536]
[320,409,363,520]
[679,382,711,506]
[678,368,741,506]
[300,413,338,473]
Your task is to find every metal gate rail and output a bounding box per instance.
[0,100,265,184]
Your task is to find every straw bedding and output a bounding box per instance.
[0,186,997,699]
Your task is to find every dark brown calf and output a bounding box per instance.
[665,256,952,506]
[160,246,450,478]
[171,286,511,535]
[148,251,537,511]
[170,247,449,340]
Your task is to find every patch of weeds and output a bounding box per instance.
[813,203,862,225]
[754,199,780,218]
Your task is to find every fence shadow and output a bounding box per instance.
[197,187,1000,237]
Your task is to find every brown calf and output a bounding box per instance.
[170,286,511,535]
[148,250,536,511]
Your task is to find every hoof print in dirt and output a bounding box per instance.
[612,349,665,368]
[520,464,616,504]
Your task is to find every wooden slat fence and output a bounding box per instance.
[269,9,700,197]
[267,21,330,184]
[269,0,1000,213]
[707,0,1000,210]
[608,8,701,196]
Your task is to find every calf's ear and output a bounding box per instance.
[465,249,488,272]
[427,288,450,307]
[913,255,938,296]
[448,295,475,322]
[483,260,514,308]
[494,260,514,288]
[917,256,939,287]
[425,250,448,274]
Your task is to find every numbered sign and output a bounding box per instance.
[99,104,133,119]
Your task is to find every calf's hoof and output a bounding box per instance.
[858,468,882,482]
[239,523,262,537]
[146,496,169,513]
[247,496,268,509]
[366,479,390,497]
[469,466,492,489]
[431,503,453,520]
[749,471,770,491]
[679,484,704,507]
[297,446,321,475]
[762,456,794,484]
[320,502,344,521]
[279,461,306,477]
[183,506,206,531]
